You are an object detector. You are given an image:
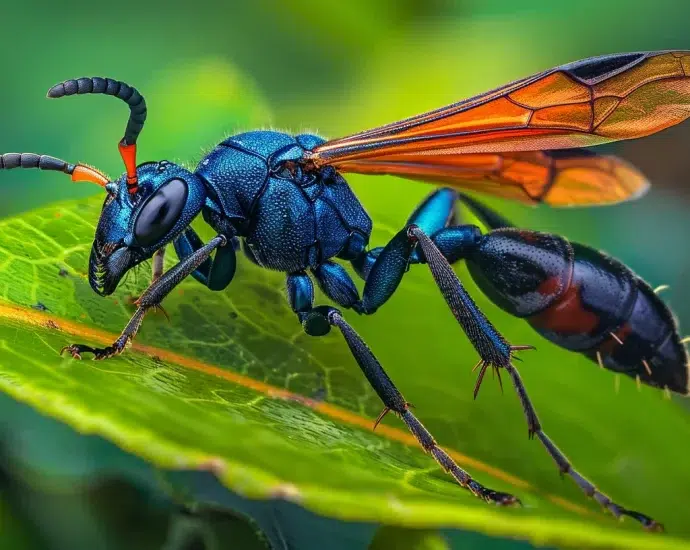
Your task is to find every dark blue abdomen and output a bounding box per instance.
[195,131,372,273]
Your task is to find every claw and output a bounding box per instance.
[622,510,664,532]
[473,362,489,400]
[495,366,504,394]
[373,406,390,430]
[484,490,522,506]
[510,345,535,363]
[373,403,414,430]
[510,345,535,353]
[472,344,533,399]
[468,480,520,505]
[59,342,122,361]
[60,345,83,360]
[154,304,170,321]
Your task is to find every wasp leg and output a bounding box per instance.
[286,272,519,505]
[312,262,360,309]
[173,227,236,291]
[503,363,662,531]
[349,188,521,370]
[454,192,514,230]
[411,226,521,367]
[441,193,660,529]
[62,235,228,360]
[353,188,458,277]
[352,222,518,372]
[132,246,166,305]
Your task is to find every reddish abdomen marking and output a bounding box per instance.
[529,284,600,335]
[466,228,573,317]
[528,242,636,352]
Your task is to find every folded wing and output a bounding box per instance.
[330,149,649,206]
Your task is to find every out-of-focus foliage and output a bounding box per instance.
[1,1,690,549]
[369,527,451,550]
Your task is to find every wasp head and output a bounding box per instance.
[89,161,207,296]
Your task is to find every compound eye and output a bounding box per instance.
[134,178,188,247]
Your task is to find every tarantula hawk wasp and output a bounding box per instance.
[2,51,690,531]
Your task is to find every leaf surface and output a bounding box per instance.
[0,196,688,550]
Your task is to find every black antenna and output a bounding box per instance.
[0,153,75,174]
[47,77,147,146]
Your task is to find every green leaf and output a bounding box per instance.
[0,195,689,550]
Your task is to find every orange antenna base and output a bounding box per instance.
[118,141,138,193]
[71,165,109,187]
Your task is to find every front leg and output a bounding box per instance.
[173,227,236,291]
[62,235,227,360]
[129,246,166,307]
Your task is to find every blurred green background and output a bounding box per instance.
[2,0,690,548]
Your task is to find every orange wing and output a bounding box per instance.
[333,149,649,206]
[309,51,690,205]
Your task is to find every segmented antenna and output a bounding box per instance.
[47,77,147,194]
[0,153,109,187]
[0,153,74,173]
[47,77,147,146]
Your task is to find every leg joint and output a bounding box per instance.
[301,305,341,337]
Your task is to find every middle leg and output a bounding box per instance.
[286,270,520,505]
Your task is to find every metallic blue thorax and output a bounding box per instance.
[195,131,372,273]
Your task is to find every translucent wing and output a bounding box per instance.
[330,149,649,206]
[309,51,690,205]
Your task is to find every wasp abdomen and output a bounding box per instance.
[528,242,688,393]
[467,229,689,393]
[466,228,573,318]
